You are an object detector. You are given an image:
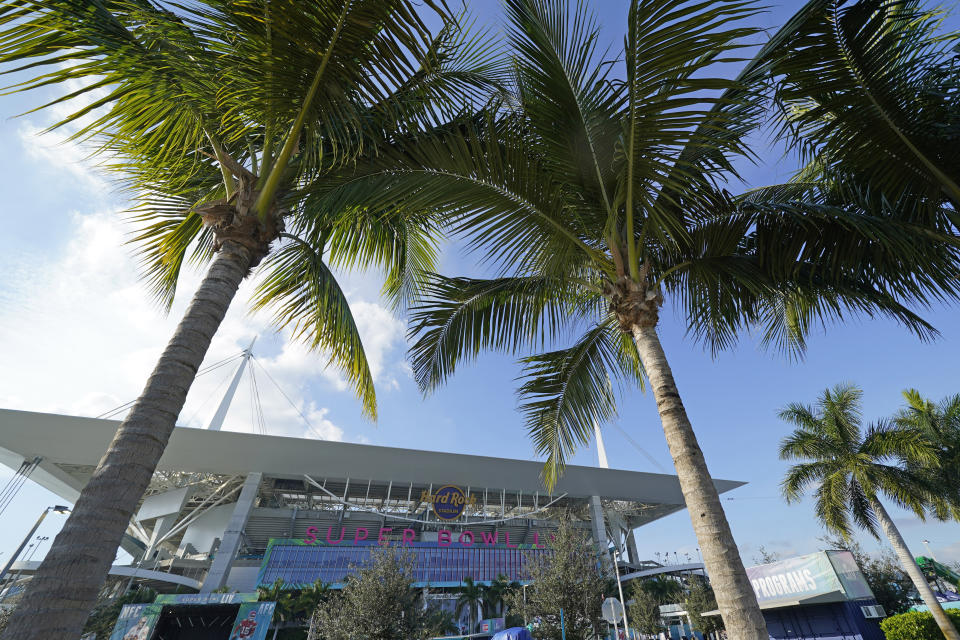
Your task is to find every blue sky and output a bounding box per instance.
[1,0,959,574]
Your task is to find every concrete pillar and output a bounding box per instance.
[589,495,613,571]
[144,514,178,562]
[201,472,262,592]
[626,528,640,565]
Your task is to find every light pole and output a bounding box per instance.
[922,539,938,562]
[0,505,69,583]
[609,544,631,640]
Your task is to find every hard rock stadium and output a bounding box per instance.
[0,406,743,596]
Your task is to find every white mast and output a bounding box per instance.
[206,337,257,432]
[594,420,610,469]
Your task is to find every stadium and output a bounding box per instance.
[0,405,742,597]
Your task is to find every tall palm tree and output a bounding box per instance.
[778,383,960,640]
[0,2,498,638]
[308,1,960,637]
[455,577,486,633]
[894,390,960,519]
[760,0,960,219]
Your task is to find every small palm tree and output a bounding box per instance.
[309,1,960,637]
[455,577,486,633]
[483,575,516,618]
[295,579,332,639]
[641,577,683,605]
[258,579,295,640]
[778,383,960,640]
[895,390,960,519]
[0,2,498,638]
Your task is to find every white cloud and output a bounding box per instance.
[0,208,407,443]
[2,84,410,445]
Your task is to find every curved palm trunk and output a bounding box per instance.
[630,325,768,640]
[871,499,960,640]
[1,242,254,640]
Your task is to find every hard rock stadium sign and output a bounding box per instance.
[420,484,476,520]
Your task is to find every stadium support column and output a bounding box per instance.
[589,495,612,570]
[201,472,262,592]
[626,529,640,565]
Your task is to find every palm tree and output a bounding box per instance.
[778,383,960,640]
[641,577,683,605]
[455,577,486,633]
[483,575,517,618]
[0,2,497,638]
[760,0,960,219]
[258,579,295,640]
[295,579,332,640]
[894,390,960,519]
[307,1,960,637]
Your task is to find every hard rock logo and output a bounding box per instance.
[421,485,477,521]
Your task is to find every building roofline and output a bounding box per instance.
[0,409,745,505]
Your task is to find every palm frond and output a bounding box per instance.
[763,0,960,205]
[251,239,377,420]
[519,322,643,489]
[408,275,585,393]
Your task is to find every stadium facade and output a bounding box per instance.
[0,408,744,595]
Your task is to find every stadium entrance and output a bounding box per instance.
[108,594,276,640]
[150,603,240,640]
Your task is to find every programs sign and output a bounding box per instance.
[746,550,874,608]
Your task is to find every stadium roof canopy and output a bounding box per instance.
[0,409,744,510]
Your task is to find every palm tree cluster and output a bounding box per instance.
[454,575,521,633]
[779,385,960,639]
[258,579,332,640]
[1,0,960,639]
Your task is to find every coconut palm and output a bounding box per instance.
[761,0,960,218]
[307,1,960,637]
[894,390,960,519]
[0,2,498,638]
[778,383,960,640]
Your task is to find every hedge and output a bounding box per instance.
[880,609,960,639]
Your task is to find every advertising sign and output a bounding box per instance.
[229,601,276,640]
[425,485,474,520]
[746,552,846,607]
[154,592,258,605]
[826,550,875,600]
[478,618,505,634]
[109,604,161,640]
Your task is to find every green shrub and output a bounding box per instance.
[880,609,960,639]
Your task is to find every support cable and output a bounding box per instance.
[0,457,41,517]
[251,356,327,440]
[0,459,29,509]
[96,352,246,420]
[250,365,267,435]
[609,422,668,473]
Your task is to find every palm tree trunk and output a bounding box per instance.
[630,325,767,640]
[1,241,255,640]
[871,499,960,639]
